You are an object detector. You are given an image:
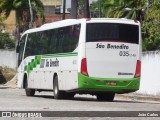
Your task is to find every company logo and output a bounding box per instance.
[118,72,134,76]
[96,43,129,49]
[40,58,59,68]
[2,112,11,117]
[107,44,129,49]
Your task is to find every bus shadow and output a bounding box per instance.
[33,95,54,99]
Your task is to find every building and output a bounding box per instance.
[2,11,16,34]
[41,0,62,15]
[41,0,63,23]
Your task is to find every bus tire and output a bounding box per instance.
[96,93,115,102]
[24,78,35,96]
[53,76,65,99]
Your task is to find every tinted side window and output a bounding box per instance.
[62,24,81,53]
[24,24,81,57]
[18,35,26,65]
[37,31,50,55]
[48,24,81,54]
[48,29,58,54]
[70,24,81,51]
[25,34,33,58]
[24,31,50,57]
[57,28,65,53]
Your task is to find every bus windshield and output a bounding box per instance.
[86,23,139,44]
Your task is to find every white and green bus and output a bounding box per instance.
[17,18,141,101]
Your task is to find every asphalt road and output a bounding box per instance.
[0,88,160,120]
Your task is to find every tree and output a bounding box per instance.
[90,0,106,18]
[71,0,77,19]
[0,12,15,49]
[0,0,45,32]
[83,0,90,18]
[0,15,5,30]
[142,0,160,51]
[77,0,91,18]
[90,0,160,51]
[77,0,84,15]
[0,31,15,49]
[102,0,146,20]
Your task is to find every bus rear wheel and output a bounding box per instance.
[24,78,35,96]
[96,93,115,102]
[53,76,65,99]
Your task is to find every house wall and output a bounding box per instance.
[139,51,160,95]
[3,11,16,34]
[0,49,17,69]
[41,0,62,6]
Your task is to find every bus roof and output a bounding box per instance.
[21,18,140,37]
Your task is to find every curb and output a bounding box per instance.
[0,85,10,89]
[116,94,160,102]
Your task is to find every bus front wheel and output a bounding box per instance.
[96,93,115,102]
[24,78,35,96]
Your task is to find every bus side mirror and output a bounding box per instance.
[16,45,20,53]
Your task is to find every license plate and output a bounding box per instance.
[106,81,116,86]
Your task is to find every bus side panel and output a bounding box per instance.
[17,61,25,88]
[17,34,28,88]
[138,24,142,60]
[23,56,38,88]
[56,55,78,90]
[77,20,86,73]
[23,54,79,90]
[37,55,79,90]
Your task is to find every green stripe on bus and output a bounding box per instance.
[24,56,41,76]
[42,52,78,58]
[24,52,77,75]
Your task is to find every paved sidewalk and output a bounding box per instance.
[116,93,160,103]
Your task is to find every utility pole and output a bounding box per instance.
[71,0,77,19]
[62,0,66,20]
[84,0,90,18]
[28,0,33,28]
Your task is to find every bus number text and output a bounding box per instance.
[119,51,136,57]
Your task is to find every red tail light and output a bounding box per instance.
[81,58,88,76]
[134,60,141,78]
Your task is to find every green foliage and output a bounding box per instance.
[90,0,106,17]
[142,0,160,51]
[0,0,45,24]
[0,31,15,49]
[100,0,146,20]
[78,0,84,15]
[0,15,5,28]
[0,16,4,25]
